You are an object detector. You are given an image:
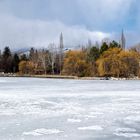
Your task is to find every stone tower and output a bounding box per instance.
[60,32,64,50]
[121,30,126,50]
[59,32,64,74]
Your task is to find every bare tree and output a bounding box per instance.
[87,39,92,48]
[48,43,58,74]
[38,49,48,75]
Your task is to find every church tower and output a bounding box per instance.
[60,32,64,50]
[121,30,126,50]
[59,32,64,74]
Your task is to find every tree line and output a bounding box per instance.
[0,40,140,78]
[63,41,140,78]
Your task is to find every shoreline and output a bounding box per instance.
[0,74,140,80]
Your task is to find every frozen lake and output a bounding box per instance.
[0,77,140,140]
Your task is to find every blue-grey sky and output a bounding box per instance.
[0,0,139,49]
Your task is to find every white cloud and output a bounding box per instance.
[74,0,134,28]
[0,0,135,29]
[0,14,110,50]
[0,0,138,49]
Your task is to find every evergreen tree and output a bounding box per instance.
[29,47,35,61]
[2,46,12,73]
[3,46,11,59]
[109,40,120,48]
[12,53,20,73]
[100,42,109,54]
[20,54,28,61]
[87,46,100,62]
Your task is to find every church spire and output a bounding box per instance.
[60,32,64,50]
[59,32,64,75]
[121,30,126,50]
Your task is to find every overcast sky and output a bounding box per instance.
[0,0,139,49]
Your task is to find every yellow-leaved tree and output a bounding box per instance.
[62,50,92,77]
[96,48,140,78]
[19,61,35,75]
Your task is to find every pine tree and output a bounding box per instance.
[2,46,12,73]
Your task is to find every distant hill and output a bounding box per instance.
[12,48,30,56]
[11,44,82,56]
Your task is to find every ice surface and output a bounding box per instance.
[78,125,103,130]
[0,77,140,140]
[67,118,82,123]
[23,128,63,136]
[114,128,140,138]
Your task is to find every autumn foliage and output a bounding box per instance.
[96,48,140,77]
[62,42,140,78]
[63,51,92,77]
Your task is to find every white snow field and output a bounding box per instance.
[0,78,140,140]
